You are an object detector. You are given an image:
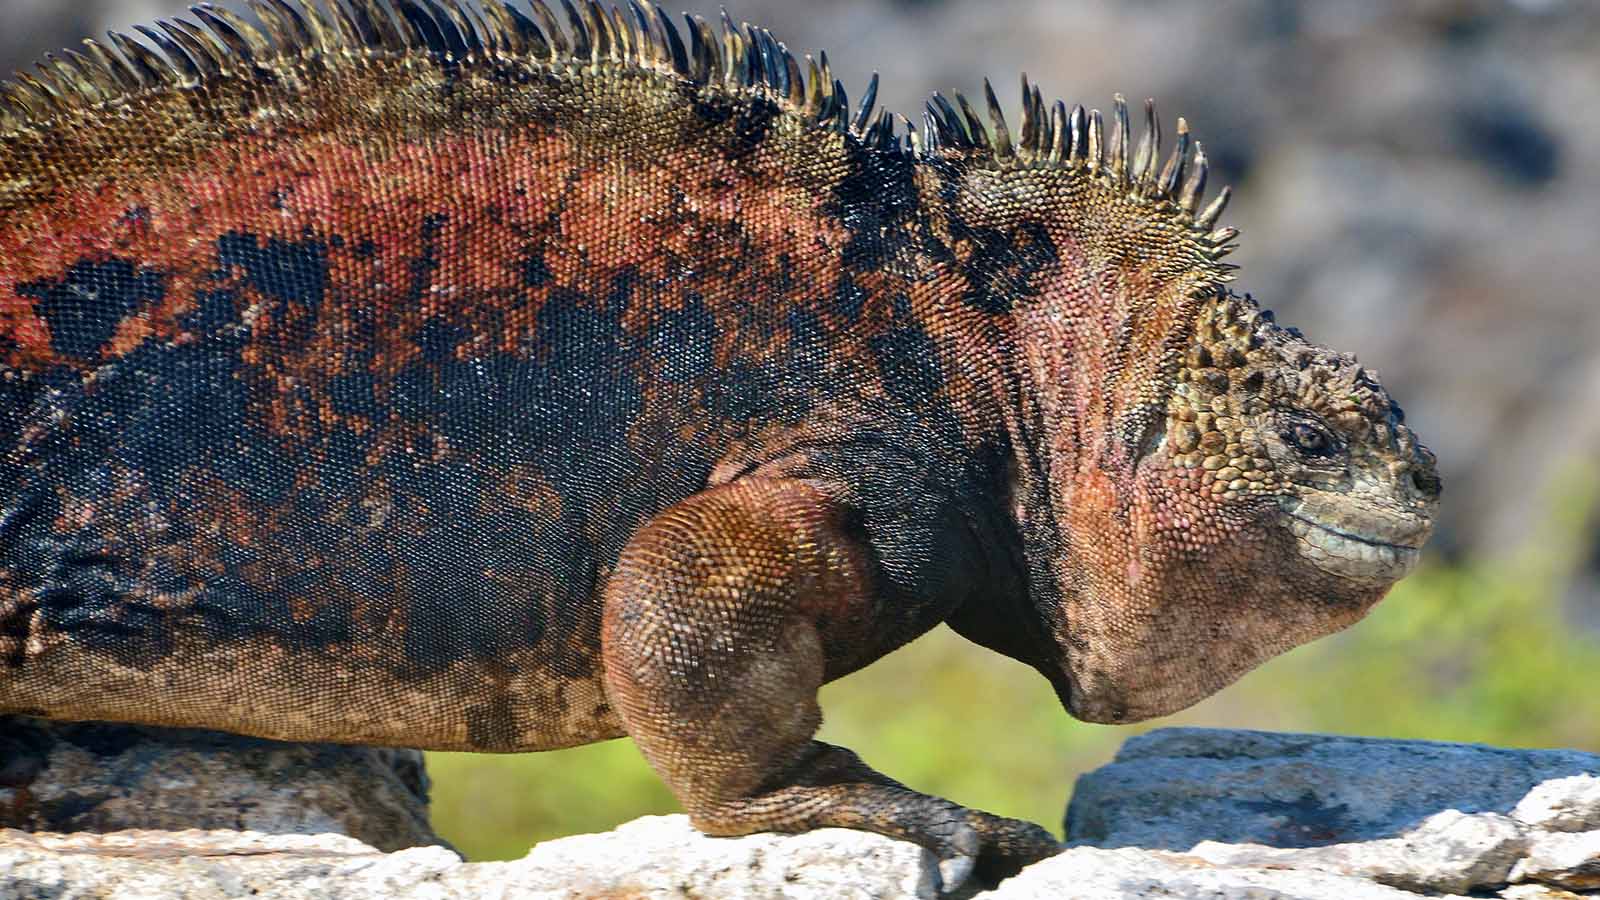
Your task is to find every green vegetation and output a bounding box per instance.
[429,475,1600,861]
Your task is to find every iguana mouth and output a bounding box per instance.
[1282,509,1424,581]
[1285,512,1423,552]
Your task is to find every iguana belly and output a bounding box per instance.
[1,624,623,751]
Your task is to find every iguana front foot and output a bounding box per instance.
[600,478,1061,888]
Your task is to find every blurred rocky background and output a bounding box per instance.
[3,0,1597,863]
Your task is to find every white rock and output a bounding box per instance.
[1509,829,1600,891]
[0,818,941,900]
[1188,809,1527,895]
[970,845,1420,900]
[1513,775,1600,833]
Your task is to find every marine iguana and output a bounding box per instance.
[0,0,1440,886]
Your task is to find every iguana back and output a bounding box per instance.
[0,2,946,752]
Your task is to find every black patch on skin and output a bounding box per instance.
[34,550,175,669]
[18,257,166,359]
[784,308,830,382]
[407,214,449,303]
[466,694,521,751]
[833,273,867,322]
[181,289,242,335]
[328,372,381,419]
[394,466,553,667]
[727,97,779,159]
[704,359,779,424]
[650,293,717,384]
[955,220,1060,314]
[828,144,921,272]
[689,93,734,127]
[414,317,466,363]
[869,295,944,406]
[64,336,248,496]
[217,232,329,317]
[520,252,552,288]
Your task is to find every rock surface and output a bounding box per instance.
[0,717,437,853]
[4,726,1600,898]
[0,819,938,900]
[1067,727,1600,850]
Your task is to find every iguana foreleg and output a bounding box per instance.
[600,478,1060,888]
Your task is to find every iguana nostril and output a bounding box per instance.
[1411,466,1442,500]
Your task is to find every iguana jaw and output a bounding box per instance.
[1279,497,1430,584]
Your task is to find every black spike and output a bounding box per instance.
[755,27,775,82]
[29,56,84,106]
[59,48,120,98]
[133,24,200,80]
[502,3,552,58]
[954,92,990,150]
[1018,73,1035,151]
[684,13,709,81]
[1048,99,1067,162]
[424,0,477,57]
[929,92,966,147]
[393,1,449,56]
[528,1,569,57]
[718,8,740,80]
[558,0,590,59]
[982,77,1013,159]
[456,2,498,54]
[1068,104,1085,164]
[923,109,942,153]
[653,5,689,75]
[107,31,175,86]
[610,5,635,62]
[850,72,878,134]
[272,0,317,46]
[831,79,848,129]
[81,39,141,93]
[693,15,719,80]
[865,108,893,149]
[1159,118,1190,198]
[581,0,611,60]
[1030,84,1045,154]
[189,8,257,64]
[158,20,224,76]
[340,0,399,51]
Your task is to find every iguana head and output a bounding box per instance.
[932,93,1442,722]
[1039,289,1441,724]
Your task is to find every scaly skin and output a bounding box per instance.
[0,1,1439,884]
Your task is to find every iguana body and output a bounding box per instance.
[0,0,1439,884]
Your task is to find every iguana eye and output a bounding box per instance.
[1287,422,1334,456]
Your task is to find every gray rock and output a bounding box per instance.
[1189,809,1528,895]
[1510,830,1600,892]
[0,716,438,853]
[1067,727,1600,850]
